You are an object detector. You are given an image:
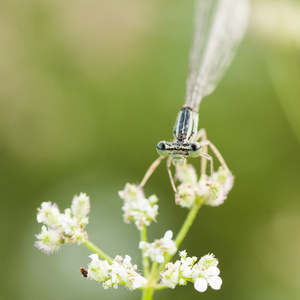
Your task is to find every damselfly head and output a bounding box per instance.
[156,141,202,164]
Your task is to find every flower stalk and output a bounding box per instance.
[142,288,155,300]
[155,201,202,278]
[140,225,150,277]
[83,240,113,264]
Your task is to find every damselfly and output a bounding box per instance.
[140,0,249,194]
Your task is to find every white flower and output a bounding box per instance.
[34,226,62,254]
[177,183,200,208]
[35,193,90,253]
[199,253,219,268]
[160,251,222,293]
[179,251,197,278]
[71,193,90,218]
[178,250,187,259]
[139,230,177,263]
[175,164,234,208]
[118,183,144,202]
[37,202,61,228]
[60,208,88,244]
[86,254,147,291]
[199,169,234,207]
[88,254,111,282]
[192,254,222,292]
[131,275,148,289]
[160,261,181,288]
[119,183,159,230]
[148,195,159,205]
[176,164,198,184]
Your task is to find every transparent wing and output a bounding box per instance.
[185,0,250,111]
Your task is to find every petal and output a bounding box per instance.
[206,266,220,276]
[194,277,208,292]
[132,277,147,289]
[207,276,222,290]
[156,255,164,263]
[89,254,99,261]
[164,230,173,240]
[164,240,175,249]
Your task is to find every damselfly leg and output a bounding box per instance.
[195,128,231,182]
[194,128,208,176]
[140,156,164,188]
[198,139,230,174]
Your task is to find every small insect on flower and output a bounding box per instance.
[80,267,88,278]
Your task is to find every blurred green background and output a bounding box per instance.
[1,0,300,299]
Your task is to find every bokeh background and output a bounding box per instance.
[1,0,300,299]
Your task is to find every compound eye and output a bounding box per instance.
[157,141,166,150]
[189,142,202,157]
[156,141,168,157]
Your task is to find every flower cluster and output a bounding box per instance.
[139,230,177,263]
[176,164,234,208]
[119,183,159,230]
[34,193,90,254]
[84,254,147,290]
[160,251,222,292]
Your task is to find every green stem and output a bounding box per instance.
[150,261,158,278]
[175,203,202,248]
[141,202,201,298]
[155,202,202,277]
[142,288,155,300]
[83,240,113,264]
[154,284,169,290]
[140,225,150,277]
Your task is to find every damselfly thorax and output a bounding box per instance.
[157,106,202,165]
